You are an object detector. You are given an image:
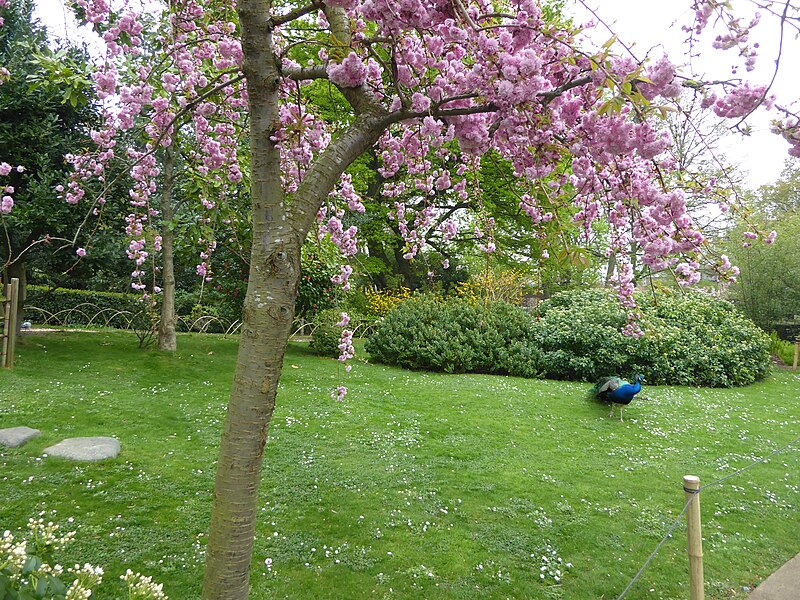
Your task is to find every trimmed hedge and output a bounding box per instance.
[366,289,771,387]
[25,286,144,328]
[364,295,538,376]
[25,286,243,333]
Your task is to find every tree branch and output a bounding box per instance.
[539,75,593,103]
[271,0,325,28]
[283,65,328,81]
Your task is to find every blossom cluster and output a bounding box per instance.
[0,162,24,214]
[67,0,247,293]
[64,0,794,361]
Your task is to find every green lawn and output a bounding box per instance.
[1,330,799,599]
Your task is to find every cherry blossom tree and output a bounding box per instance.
[63,0,248,350]
[203,0,797,595]
[60,0,800,596]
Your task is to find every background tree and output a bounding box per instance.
[0,0,98,322]
[722,160,800,331]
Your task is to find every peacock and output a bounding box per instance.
[591,375,644,422]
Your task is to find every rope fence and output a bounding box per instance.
[617,431,800,600]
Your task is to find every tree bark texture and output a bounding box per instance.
[202,3,392,597]
[202,0,292,595]
[158,146,177,352]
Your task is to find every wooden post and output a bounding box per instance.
[793,338,798,371]
[1,278,19,368]
[1,281,9,367]
[684,475,704,600]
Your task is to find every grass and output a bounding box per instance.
[769,332,796,366]
[1,330,799,599]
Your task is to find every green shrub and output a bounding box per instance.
[367,288,770,388]
[365,295,537,376]
[310,308,347,358]
[533,289,771,387]
[531,289,641,383]
[646,291,770,386]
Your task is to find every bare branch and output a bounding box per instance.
[271,0,325,28]
[283,65,329,81]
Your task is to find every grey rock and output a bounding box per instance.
[0,426,41,448]
[44,437,120,461]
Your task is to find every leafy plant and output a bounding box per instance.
[455,267,530,306]
[363,286,411,318]
[296,247,341,320]
[768,331,795,366]
[0,519,166,599]
[365,295,537,376]
[309,308,347,358]
[533,288,771,387]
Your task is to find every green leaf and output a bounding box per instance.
[21,556,42,576]
[48,576,67,596]
[34,576,47,598]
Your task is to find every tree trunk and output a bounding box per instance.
[604,250,616,286]
[158,146,177,351]
[202,3,390,595]
[202,0,291,595]
[202,237,299,599]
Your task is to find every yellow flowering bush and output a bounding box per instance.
[455,268,529,306]
[364,287,411,318]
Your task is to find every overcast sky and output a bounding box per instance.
[568,0,799,188]
[33,0,799,189]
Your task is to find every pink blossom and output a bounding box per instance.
[327,52,367,88]
[713,83,768,118]
[76,247,87,257]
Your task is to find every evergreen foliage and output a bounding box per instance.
[366,289,771,387]
[365,295,537,376]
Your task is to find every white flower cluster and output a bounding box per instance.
[1,518,168,599]
[28,517,76,552]
[0,530,28,571]
[65,562,105,599]
[121,569,169,599]
[533,543,572,584]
